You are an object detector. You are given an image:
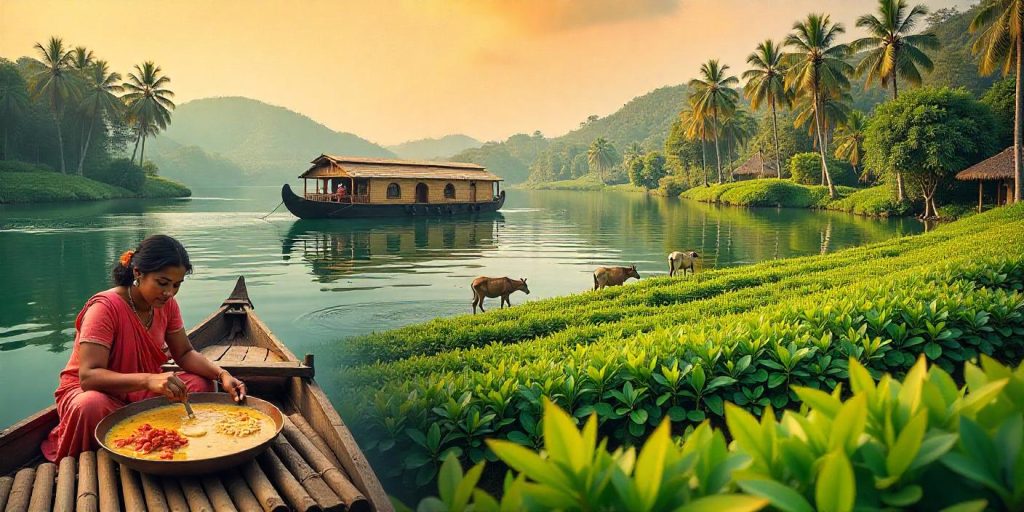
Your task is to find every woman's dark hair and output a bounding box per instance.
[112,235,193,286]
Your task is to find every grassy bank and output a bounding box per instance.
[680,179,918,217]
[0,163,191,203]
[335,204,1024,493]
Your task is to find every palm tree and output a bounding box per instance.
[26,37,81,174]
[971,0,1024,203]
[784,13,852,199]
[689,59,739,184]
[122,61,174,166]
[852,0,939,201]
[744,40,790,178]
[587,137,616,183]
[76,61,122,175]
[70,47,94,71]
[834,110,868,181]
[0,69,29,160]
[682,102,712,186]
[721,108,757,179]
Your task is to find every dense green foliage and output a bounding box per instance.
[920,6,997,95]
[864,87,998,217]
[827,185,910,217]
[789,153,856,187]
[681,179,836,208]
[0,160,189,202]
[337,205,1024,494]
[981,75,1016,149]
[87,157,145,192]
[627,152,667,189]
[406,355,1024,511]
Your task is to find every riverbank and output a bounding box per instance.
[680,179,915,217]
[0,161,191,203]
[517,174,645,192]
[336,203,1024,497]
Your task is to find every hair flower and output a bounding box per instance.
[119,250,135,267]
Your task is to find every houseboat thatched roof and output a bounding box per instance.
[956,147,1015,181]
[733,152,778,177]
[300,155,503,181]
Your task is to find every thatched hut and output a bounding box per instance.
[955,147,1016,212]
[733,151,779,181]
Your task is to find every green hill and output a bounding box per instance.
[386,134,482,160]
[150,97,394,185]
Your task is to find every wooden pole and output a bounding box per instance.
[6,466,35,511]
[271,433,344,511]
[77,451,98,512]
[288,414,343,469]
[239,459,288,512]
[180,477,213,512]
[979,181,984,213]
[161,478,189,512]
[224,469,264,512]
[96,450,120,512]
[201,476,237,512]
[282,419,368,512]
[118,464,146,512]
[258,448,322,512]
[28,462,56,512]
[139,472,169,512]
[0,476,14,510]
[53,457,75,512]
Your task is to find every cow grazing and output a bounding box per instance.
[593,265,640,290]
[668,251,700,277]
[471,276,530,314]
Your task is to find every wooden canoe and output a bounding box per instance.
[0,277,392,512]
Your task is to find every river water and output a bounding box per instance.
[0,186,923,428]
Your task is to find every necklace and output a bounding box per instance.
[127,287,153,329]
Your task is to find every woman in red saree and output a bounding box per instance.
[42,235,246,461]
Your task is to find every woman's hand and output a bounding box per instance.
[146,372,188,402]
[220,372,246,402]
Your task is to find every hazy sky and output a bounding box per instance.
[1,0,974,146]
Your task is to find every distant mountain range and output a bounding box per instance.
[149,97,395,186]
[386,134,482,160]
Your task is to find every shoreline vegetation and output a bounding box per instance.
[339,203,1024,502]
[0,160,190,203]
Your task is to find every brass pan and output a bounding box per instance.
[94,392,283,476]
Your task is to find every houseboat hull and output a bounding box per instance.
[282,184,505,219]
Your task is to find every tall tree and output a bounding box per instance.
[587,137,616,183]
[743,40,790,178]
[76,61,123,175]
[721,108,757,179]
[689,59,739,184]
[834,110,868,181]
[852,0,939,201]
[682,102,712,187]
[784,13,853,198]
[26,37,81,174]
[0,63,29,160]
[971,0,1024,203]
[122,61,174,165]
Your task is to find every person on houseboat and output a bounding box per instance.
[41,234,247,461]
[335,183,348,202]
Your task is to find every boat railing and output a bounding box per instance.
[304,193,371,203]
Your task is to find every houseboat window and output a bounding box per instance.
[387,183,401,199]
[444,183,456,199]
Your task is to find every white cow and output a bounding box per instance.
[668,251,700,277]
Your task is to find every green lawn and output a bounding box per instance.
[0,167,191,203]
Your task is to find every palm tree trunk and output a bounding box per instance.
[700,134,708,187]
[77,120,95,176]
[712,107,723,184]
[771,97,782,178]
[1015,34,1022,204]
[812,86,836,198]
[140,134,147,166]
[54,113,66,174]
[130,130,141,164]
[891,74,906,202]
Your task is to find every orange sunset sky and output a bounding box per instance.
[1,0,972,146]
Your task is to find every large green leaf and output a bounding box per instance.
[674,494,768,512]
[738,479,814,512]
[815,451,855,512]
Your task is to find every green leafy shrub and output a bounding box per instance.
[0,171,129,203]
[141,176,191,198]
[827,185,911,217]
[656,174,688,196]
[789,153,856,187]
[0,160,56,173]
[403,355,1024,511]
[87,158,146,192]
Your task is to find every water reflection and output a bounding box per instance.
[281,214,505,282]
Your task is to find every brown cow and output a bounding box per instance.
[471,276,530,314]
[593,265,640,290]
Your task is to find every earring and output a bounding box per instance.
[132,278,139,287]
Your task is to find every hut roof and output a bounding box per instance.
[299,155,503,181]
[733,152,778,176]
[956,147,1015,181]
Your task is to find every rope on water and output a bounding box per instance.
[260,201,284,220]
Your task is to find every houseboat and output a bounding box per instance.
[282,155,505,219]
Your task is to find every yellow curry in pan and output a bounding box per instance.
[105,403,277,461]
